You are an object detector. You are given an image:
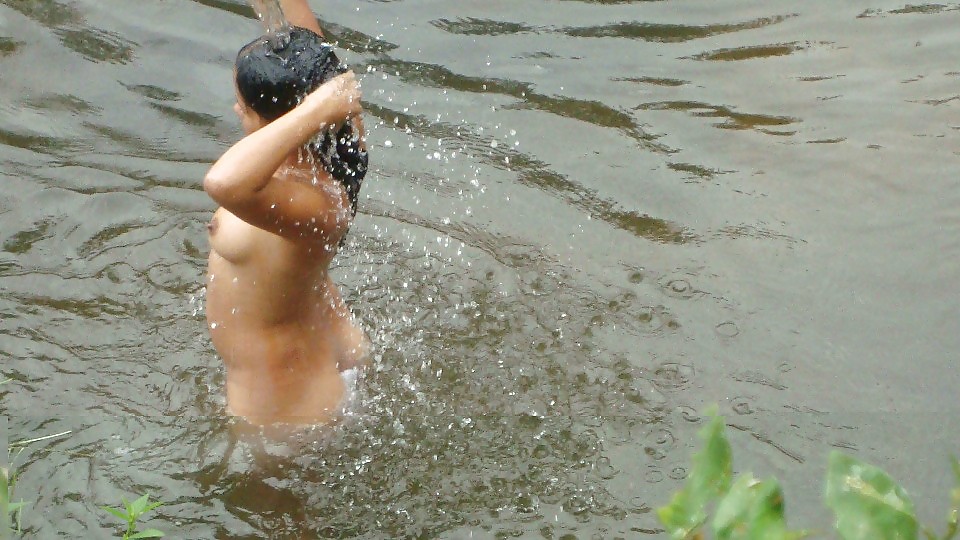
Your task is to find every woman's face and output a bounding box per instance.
[234,85,266,135]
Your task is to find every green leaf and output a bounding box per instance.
[657,414,733,539]
[944,457,959,540]
[713,474,807,540]
[658,488,702,539]
[128,529,165,539]
[142,501,163,514]
[825,451,918,540]
[103,506,132,522]
[130,493,152,516]
[0,480,10,537]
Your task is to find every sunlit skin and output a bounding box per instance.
[204,1,369,427]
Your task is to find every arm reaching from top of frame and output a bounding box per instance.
[280,0,323,36]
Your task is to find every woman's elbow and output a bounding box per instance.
[203,172,232,204]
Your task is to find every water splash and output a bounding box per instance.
[249,0,291,48]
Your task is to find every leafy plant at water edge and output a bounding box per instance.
[102,493,165,539]
[658,412,960,540]
[1,462,26,538]
[0,430,74,538]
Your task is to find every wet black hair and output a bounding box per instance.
[235,26,367,216]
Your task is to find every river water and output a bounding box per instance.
[1,0,958,537]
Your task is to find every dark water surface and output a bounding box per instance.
[1,0,958,537]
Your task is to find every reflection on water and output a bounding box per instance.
[636,100,799,133]
[1,0,959,537]
[431,14,795,42]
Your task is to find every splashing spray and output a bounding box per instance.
[249,0,292,49]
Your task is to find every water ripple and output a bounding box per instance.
[432,14,795,42]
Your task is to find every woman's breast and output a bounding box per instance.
[208,208,260,264]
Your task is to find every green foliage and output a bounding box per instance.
[1,440,39,537]
[825,451,917,539]
[3,377,167,538]
[658,412,959,540]
[926,458,960,540]
[102,494,165,539]
[1,463,26,538]
[713,474,805,540]
[657,413,806,539]
[0,378,22,538]
[657,414,733,538]
[0,429,73,538]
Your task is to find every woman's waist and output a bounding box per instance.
[206,285,341,329]
[208,315,341,368]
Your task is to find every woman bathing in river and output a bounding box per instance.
[204,0,370,427]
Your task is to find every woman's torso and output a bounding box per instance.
[205,178,368,423]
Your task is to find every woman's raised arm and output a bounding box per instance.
[280,0,323,36]
[204,72,362,242]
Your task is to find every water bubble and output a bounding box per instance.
[645,469,664,483]
[669,279,690,294]
[731,396,754,415]
[490,140,499,149]
[595,456,617,479]
[716,321,740,338]
[652,363,694,389]
[384,140,393,148]
[677,405,700,423]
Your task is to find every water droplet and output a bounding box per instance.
[384,140,393,148]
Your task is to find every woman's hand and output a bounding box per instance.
[306,71,362,128]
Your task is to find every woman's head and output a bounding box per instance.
[235,26,345,122]
[233,27,368,218]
